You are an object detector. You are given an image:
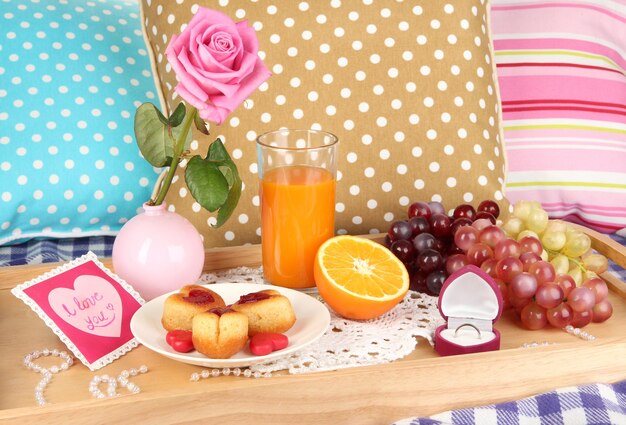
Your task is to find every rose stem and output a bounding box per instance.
[151,105,197,206]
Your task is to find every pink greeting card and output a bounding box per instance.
[11,252,145,370]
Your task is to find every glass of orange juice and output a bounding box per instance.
[256,129,338,289]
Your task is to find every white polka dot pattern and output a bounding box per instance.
[141,0,507,246]
[0,0,160,244]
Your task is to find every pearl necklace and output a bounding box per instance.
[23,348,73,406]
[190,367,271,381]
[89,365,149,399]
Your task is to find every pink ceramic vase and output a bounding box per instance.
[112,203,205,300]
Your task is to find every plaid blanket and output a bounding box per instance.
[0,236,114,266]
[393,380,626,425]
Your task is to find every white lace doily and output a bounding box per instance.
[198,267,444,374]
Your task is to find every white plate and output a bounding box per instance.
[130,283,331,368]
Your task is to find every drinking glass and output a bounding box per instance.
[256,129,338,289]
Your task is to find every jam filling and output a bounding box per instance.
[183,289,215,304]
[208,307,233,317]
[237,292,271,304]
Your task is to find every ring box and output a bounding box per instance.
[434,265,504,356]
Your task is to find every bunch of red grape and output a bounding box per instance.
[384,199,501,296]
[385,199,613,329]
[458,230,613,329]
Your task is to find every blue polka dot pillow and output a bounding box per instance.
[0,0,160,245]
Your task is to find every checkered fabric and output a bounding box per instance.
[0,236,115,266]
[392,380,626,425]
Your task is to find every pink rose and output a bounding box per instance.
[166,8,271,125]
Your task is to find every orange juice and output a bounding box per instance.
[260,165,336,288]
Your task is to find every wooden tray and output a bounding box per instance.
[1,226,625,424]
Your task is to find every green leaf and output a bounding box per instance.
[168,102,186,128]
[185,156,229,212]
[134,103,174,167]
[134,103,193,167]
[214,164,242,228]
[207,138,232,161]
[193,109,210,135]
[153,104,169,126]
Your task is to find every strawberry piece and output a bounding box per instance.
[165,330,194,353]
[249,332,289,356]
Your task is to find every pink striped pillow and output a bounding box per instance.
[491,0,626,233]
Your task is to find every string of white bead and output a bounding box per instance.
[89,365,148,399]
[23,348,73,406]
[563,325,596,341]
[520,341,555,348]
[190,367,271,382]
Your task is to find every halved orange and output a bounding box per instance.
[314,235,409,320]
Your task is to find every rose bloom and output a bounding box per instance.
[166,8,271,124]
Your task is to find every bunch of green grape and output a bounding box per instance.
[500,201,609,285]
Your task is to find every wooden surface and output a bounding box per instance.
[1,234,626,424]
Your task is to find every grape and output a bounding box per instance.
[429,213,452,239]
[567,287,596,312]
[509,292,531,310]
[495,257,523,282]
[526,208,549,233]
[582,253,609,274]
[415,249,443,273]
[413,233,436,253]
[519,252,541,271]
[474,211,496,224]
[432,238,447,253]
[546,303,573,328]
[517,230,540,241]
[480,258,499,278]
[454,226,479,252]
[502,217,524,238]
[513,200,533,221]
[549,254,570,275]
[408,216,431,237]
[408,202,431,219]
[562,232,592,257]
[453,204,476,221]
[520,302,547,330]
[519,236,543,256]
[426,270,447,295]
[541,231,567,251]
[450,217,473,235]
[409,271,429,293]
[479,225,506,248]
[510,272,538,298]
[535,284,564,309]
[428,201,446,215]
[495,279,509,309]
[545,220,568,233]
[384,234,392,248]
[493,239,522,260]
[388,220,413,241]
[477,200,500,219]
[446,254,468,275]
[472,218,492,231]
[466,243,493,266]
[571,309,593,328]
[592,300,613,323]
[567,266,583,286]
[390,239,416,263]
[554,274,576,298]
[528,261,556,285]
[583,277,609,302]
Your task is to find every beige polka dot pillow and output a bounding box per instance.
[140,0,507,247]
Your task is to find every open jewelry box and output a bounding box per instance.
[435,266,504,356]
